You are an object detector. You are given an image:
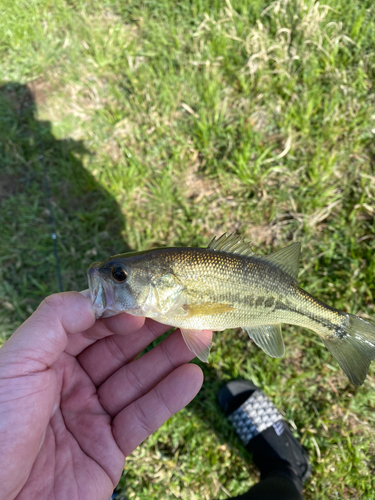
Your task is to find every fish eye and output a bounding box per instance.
[111,266,127,283]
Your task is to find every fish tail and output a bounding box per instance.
[321,314,375,385]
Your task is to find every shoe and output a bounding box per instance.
[217,380,311,493]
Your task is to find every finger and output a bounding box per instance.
[78,319,174,386]
[65,312,146,357]
[0,292,95,377]
[98,328,212,416]
[112,363,203,457]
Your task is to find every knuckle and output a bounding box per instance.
[160,340,178,370]
[35,294,66,345]
[144,318,166,340]
[105,336,125,365]
[155,384,173,416]
[40,293,65,315]
[133,400,154,435]
[125,365,144,395]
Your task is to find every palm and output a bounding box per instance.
[18,353,120,500]
[0,293,210,500]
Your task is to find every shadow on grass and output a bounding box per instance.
[0,81,131,330]
[0,81,263,498]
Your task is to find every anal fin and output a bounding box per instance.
[180,328,212,362]
[243,325,285,358]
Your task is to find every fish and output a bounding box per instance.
[87,233,375,385]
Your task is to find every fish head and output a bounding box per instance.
[87,255,154,318]
[87,251,186,319]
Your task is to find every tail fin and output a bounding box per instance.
[322,314,375,385]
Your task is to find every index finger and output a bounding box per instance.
[77,319,175,386]
[65,311,146,356]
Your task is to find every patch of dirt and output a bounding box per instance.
[183,159,288,247]
[247,223,283,247]
[0,174,21,201]
[0,79,52,117]
[27,79,52,106]
[101,137,124,163]
[185,162,221,203]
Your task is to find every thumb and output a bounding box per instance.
[0,292,95,377]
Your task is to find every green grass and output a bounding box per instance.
[1,0,375,498]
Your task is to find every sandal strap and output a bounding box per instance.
[228,390,283,445]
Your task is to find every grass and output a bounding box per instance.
[1,0,375,498]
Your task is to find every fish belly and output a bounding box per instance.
[156,295,287,332]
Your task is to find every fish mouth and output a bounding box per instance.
[87,263,117,318]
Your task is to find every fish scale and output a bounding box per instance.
[161,249,305,331]
[87,233,375,386]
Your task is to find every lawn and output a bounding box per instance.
[1,0,375,498]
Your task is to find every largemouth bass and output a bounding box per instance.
[87,233,375,385]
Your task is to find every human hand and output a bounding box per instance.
[0,292,212,500]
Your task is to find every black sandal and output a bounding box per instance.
[217,380,311,494]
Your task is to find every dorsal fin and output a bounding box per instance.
[263,242,301,281]
[207,233,254,257]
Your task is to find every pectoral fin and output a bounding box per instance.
[243,325,285,358]
[180,328,212,362]
[183,303,235,317]
[150,274,186,316]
